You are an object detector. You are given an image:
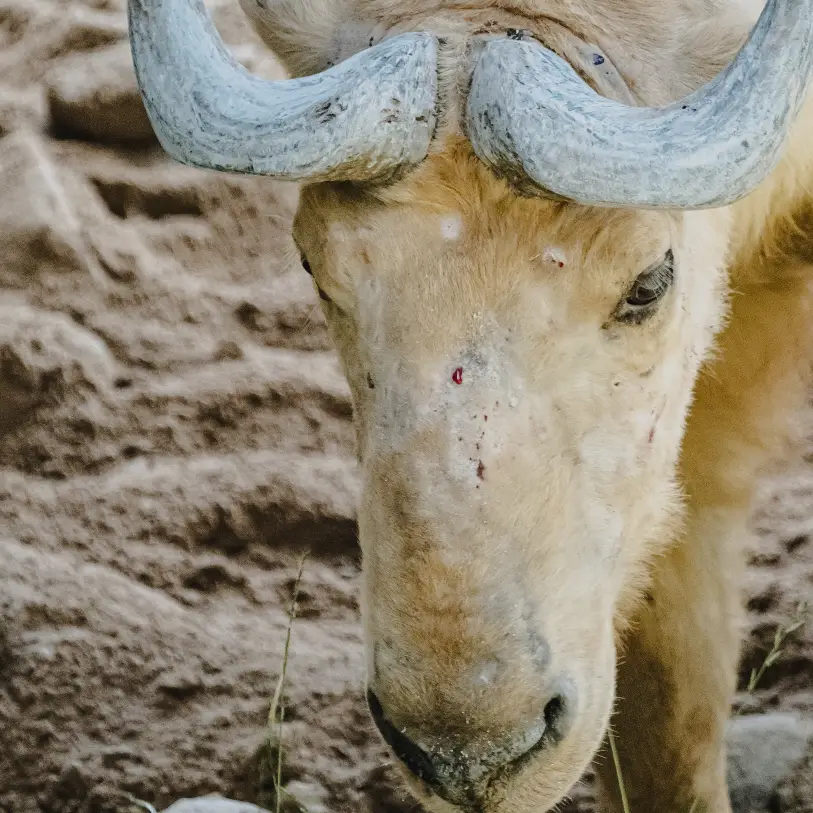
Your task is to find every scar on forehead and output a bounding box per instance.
[543,246,566,268]
[440,214,463,240]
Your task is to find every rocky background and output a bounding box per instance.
[0,1,810,812]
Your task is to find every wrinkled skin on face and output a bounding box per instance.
[293,142,730,812]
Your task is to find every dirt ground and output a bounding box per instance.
[0,1,810,812]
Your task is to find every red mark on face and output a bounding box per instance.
[543,247,566,268]
[452,367,463,385]
[476,460,485,480]
[648,426,656,444]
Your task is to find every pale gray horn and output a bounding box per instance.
[466,0,813,209]
[127,0,437,181]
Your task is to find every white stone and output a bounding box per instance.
[727,713,813,813]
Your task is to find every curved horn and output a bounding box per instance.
[127,0,437,182]
[466,0,813,209]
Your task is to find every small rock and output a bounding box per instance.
[181,559,248,593]
[283,780,329,813]
[234,301,271,333]
[100,743,143,768]
[0,131,88,275]
[727,713,813,813]
[46,41,155,144]
[162,797,270,813]
[154,667,206,705]
[214,340,244,361]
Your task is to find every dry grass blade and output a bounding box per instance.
[280,788,312,813]
[607,726,631,813]
[268,552,309,813]
[746,601,808,695]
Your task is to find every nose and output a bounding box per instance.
[366,687,572,805]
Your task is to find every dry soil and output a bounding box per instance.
[0,1,810,812]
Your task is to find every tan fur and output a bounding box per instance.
[242,1,813,810]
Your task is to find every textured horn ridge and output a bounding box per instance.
[466,0,813,209]
[127,0,437,181]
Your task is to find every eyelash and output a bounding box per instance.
[615,250,675,325]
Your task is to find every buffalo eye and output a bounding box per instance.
[301,255,334,304]
[616,250,674,323]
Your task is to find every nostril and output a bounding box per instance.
[366,689,438,786]
[543,694,568,742]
